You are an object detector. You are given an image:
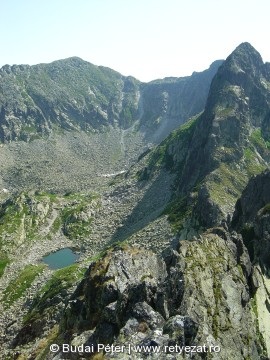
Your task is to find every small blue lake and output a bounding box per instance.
[42,248,79,269]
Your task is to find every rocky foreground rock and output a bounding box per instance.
[45,224,266,359]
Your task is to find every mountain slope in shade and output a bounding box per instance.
[139,60,223,142]
[231,170,270,355]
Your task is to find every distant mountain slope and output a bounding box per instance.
[0,57,221,143]
[0,57,140,141]
[0,56,222,195]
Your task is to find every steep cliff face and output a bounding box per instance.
[232,170,270,231]
[232,170,270,356]
[139,60,223,142]
[146,43,270,235]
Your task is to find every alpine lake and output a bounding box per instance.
[42,248,79,269]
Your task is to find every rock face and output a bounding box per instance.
[62,247,168,340]
[179,42,270,205]
[55,228,266,360]
[140,60,223,143]
[232,170,270,268]
[174,229,262,360]
[232,170,270,356]
[232,170,270,229]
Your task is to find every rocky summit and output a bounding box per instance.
[0,43,270,360]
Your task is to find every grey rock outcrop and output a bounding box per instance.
[232,170,270,229]
[55,228,266,359]
[231,170,270,356]
[232,170,270,268]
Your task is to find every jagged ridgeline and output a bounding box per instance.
[1,43,270,359]
[146,42,270,236]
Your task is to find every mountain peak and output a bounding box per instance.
[225,42,264,77]
[233,41,260,55]
[232,42,263,61]
[203,42,267,115]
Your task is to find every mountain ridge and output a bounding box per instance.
[0,56,222,144]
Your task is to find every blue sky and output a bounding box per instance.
[1,0,269,81]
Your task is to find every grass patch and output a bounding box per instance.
[24,263,85,324]
[0,200,27,238]
[250,128,270,150]
[148,114,200,171]
[243,147,254,161]
[208,163,246,211]
[2,264,45,308]
[51,216,62,233]
[36,264,84,303]
[215,106,234,117]
[61,204,92,239]
[0,255,10,278]
[163,195,192,232]
[34,191,58,202]
[261,203,270,215]
[243,146,266,176]
[61,193,98,240]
